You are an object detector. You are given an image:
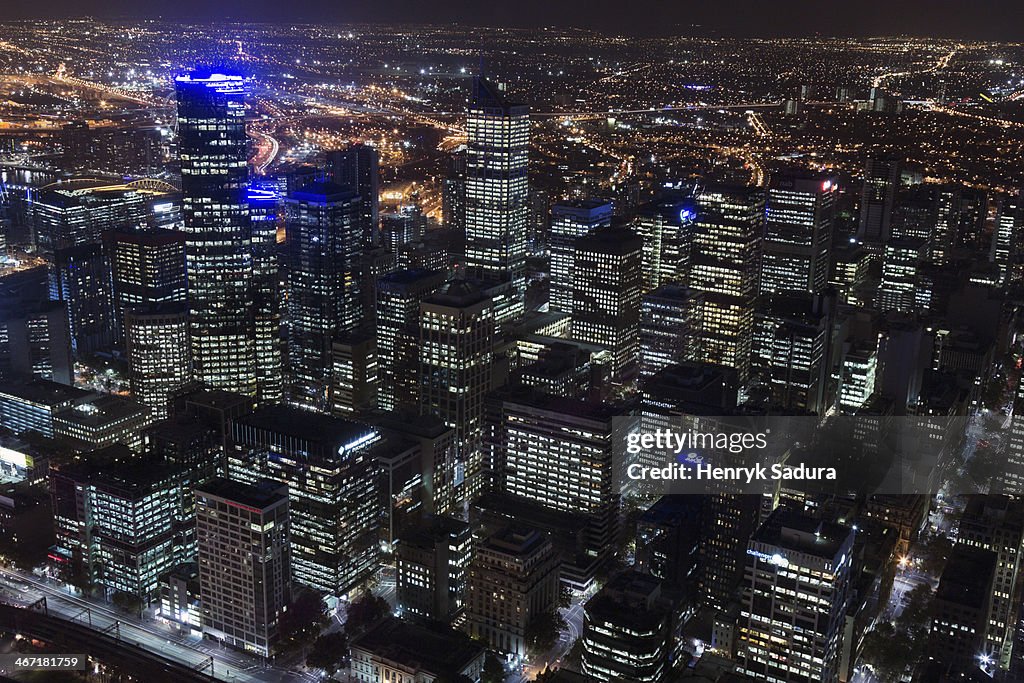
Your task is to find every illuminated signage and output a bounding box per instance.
[746,549,789,567]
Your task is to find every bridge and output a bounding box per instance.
[0,602,220,683]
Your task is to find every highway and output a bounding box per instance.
[0,568,318,683]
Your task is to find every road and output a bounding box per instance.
[511,601,585,683]
[0,567,317,683]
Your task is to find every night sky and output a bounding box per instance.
[3,0,1024,39]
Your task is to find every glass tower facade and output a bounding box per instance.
[464,77,530,325]
[175,72,256,396]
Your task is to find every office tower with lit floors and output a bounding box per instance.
[464,76,530,326]
[326,143,380,248]
[195,477,291,657]
[858,154,901,251]
[571,226,643,381]
[639,284,703,380]
[123,303,191,419]
[464,526,560,659]
[760,171,837,296]
[284,182,363,410]
[49,242,116,354]
[248,183,284,403]
[174,72,256,396]
[419,281,494,501]
[736,510,854,683]
[636,197,696,291]
[105,229,187,342]
[488,387,619,587]
[376,268,447,411]
[689,183,765,382]
[549,200,613,314]
[228,405,382,596]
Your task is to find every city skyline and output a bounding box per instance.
[0,13,1022,683]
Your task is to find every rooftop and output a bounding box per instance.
[351,618,485,678]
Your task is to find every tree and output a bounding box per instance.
[557,584,573,609]
[896,584,932,640]
[480,651,506,683]
[306,631,349,675]
[860,623,918,683]
[279,588,328,648]
[920,534,953,578]
[525,610,567,655]
[111,590,143,615]
[344,593,390,637]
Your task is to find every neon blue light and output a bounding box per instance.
[679,208,696,223]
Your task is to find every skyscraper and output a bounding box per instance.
[376,269,447,411]
[420,282,494,501]
[284,182,363,410]
[639,284,703,380]
[50,242,115,354]
[228,405,382,596]
[248,183,284,403]
[488,387,619,587]
[690,183,765,382]
[124,303,191,419]
[105,229,187,342]
[464,526,560,658]
[175,72,256,396]
[636,198,696,291]
[549,200,613,314]
[858,154,900,249]
[464,77,530,325]
[736,510,854,683]
[195,477,291,657]
[571,226,644,380]
[760,172,837,296]
[326,144,380,248]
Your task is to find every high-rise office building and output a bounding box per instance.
[196,477,291,657]
[639,285,703,380]
[488,387,619,587]
[419,281,494,501]
[395,515,472,623]
[105,229,187,342]
[877,239,925,312]
[0,269,73,384]
[928,545,998,674]
[175,71,256,396]
[284,182,363,410]
[993,190,1022,285]
[330,332,378,416]
[760,172,837,296]
[689,182,764,382]
[736,510,854,683]
[124,304,191,419]
[326,143,380,248]
[49,446,196,603]
[228,405,382,596]
[464,77,530,325]
[549,200,613,314]
[571,226,643,380]
[464,526,560,658]
[636,198,696,291]
[858,154,901,249]
[957,496,1024,669]
[376,268,447,411]
[248,183,284,403]
[751,292,833,414]
[50,242,115,354]
[581,571,681,683]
